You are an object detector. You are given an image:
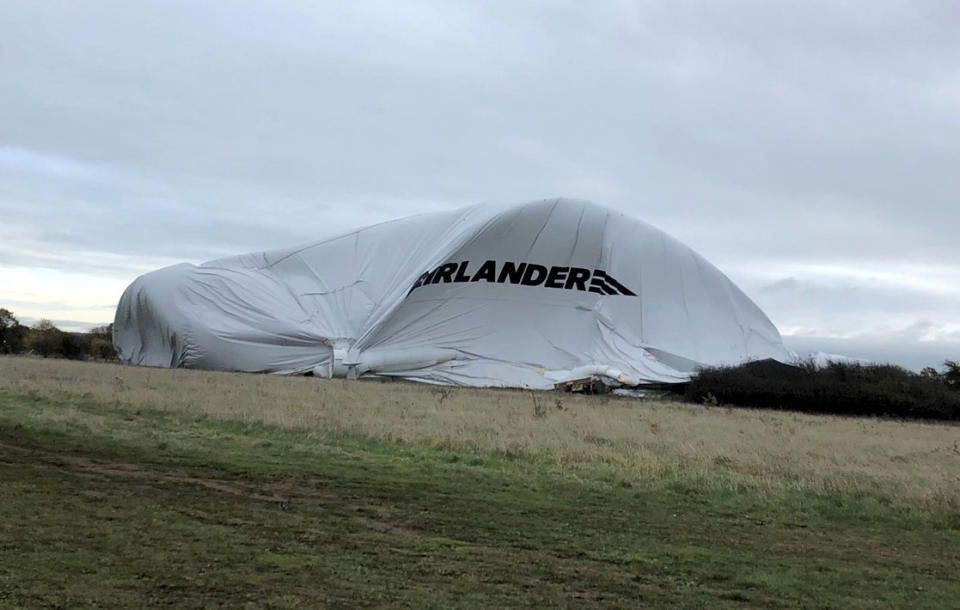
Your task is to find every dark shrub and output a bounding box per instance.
[62,332,92,359]
[679,359,960,421]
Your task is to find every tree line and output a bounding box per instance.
[0,308,117,360]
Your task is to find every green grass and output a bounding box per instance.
[1,388,958,608]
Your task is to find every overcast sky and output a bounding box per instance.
[2,1,958,369]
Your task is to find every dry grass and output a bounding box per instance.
[2,356,958,511]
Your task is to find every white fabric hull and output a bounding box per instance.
[114,199,791,387]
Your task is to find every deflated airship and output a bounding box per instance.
[114,198,790,388]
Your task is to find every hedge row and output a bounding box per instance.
[677,359,960,421]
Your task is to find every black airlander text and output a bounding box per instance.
[407,261,636,296]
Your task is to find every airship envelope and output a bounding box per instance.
[114,199,790,388]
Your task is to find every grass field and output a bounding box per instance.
[1,356,958,608]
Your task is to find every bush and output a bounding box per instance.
[678,359,960,421]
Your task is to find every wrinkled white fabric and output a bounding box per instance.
[114,199,791,387]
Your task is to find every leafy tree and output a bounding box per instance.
[88,323,116,360]
[24,319,64,358]
[944,360,960,388]
[33,319,57,331]
[89,337,116,360]
[85,323,116,360]
[0,308,27,354]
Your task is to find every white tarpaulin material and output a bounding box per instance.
[114,199,791,388]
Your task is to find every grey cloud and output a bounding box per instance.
[744,272,960,368]
[784,336,960,372]
[4,2,957,220]
[737,270,960,332]
[16,316,106,333]
[4,300,114,314]
[0,146,411,273]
